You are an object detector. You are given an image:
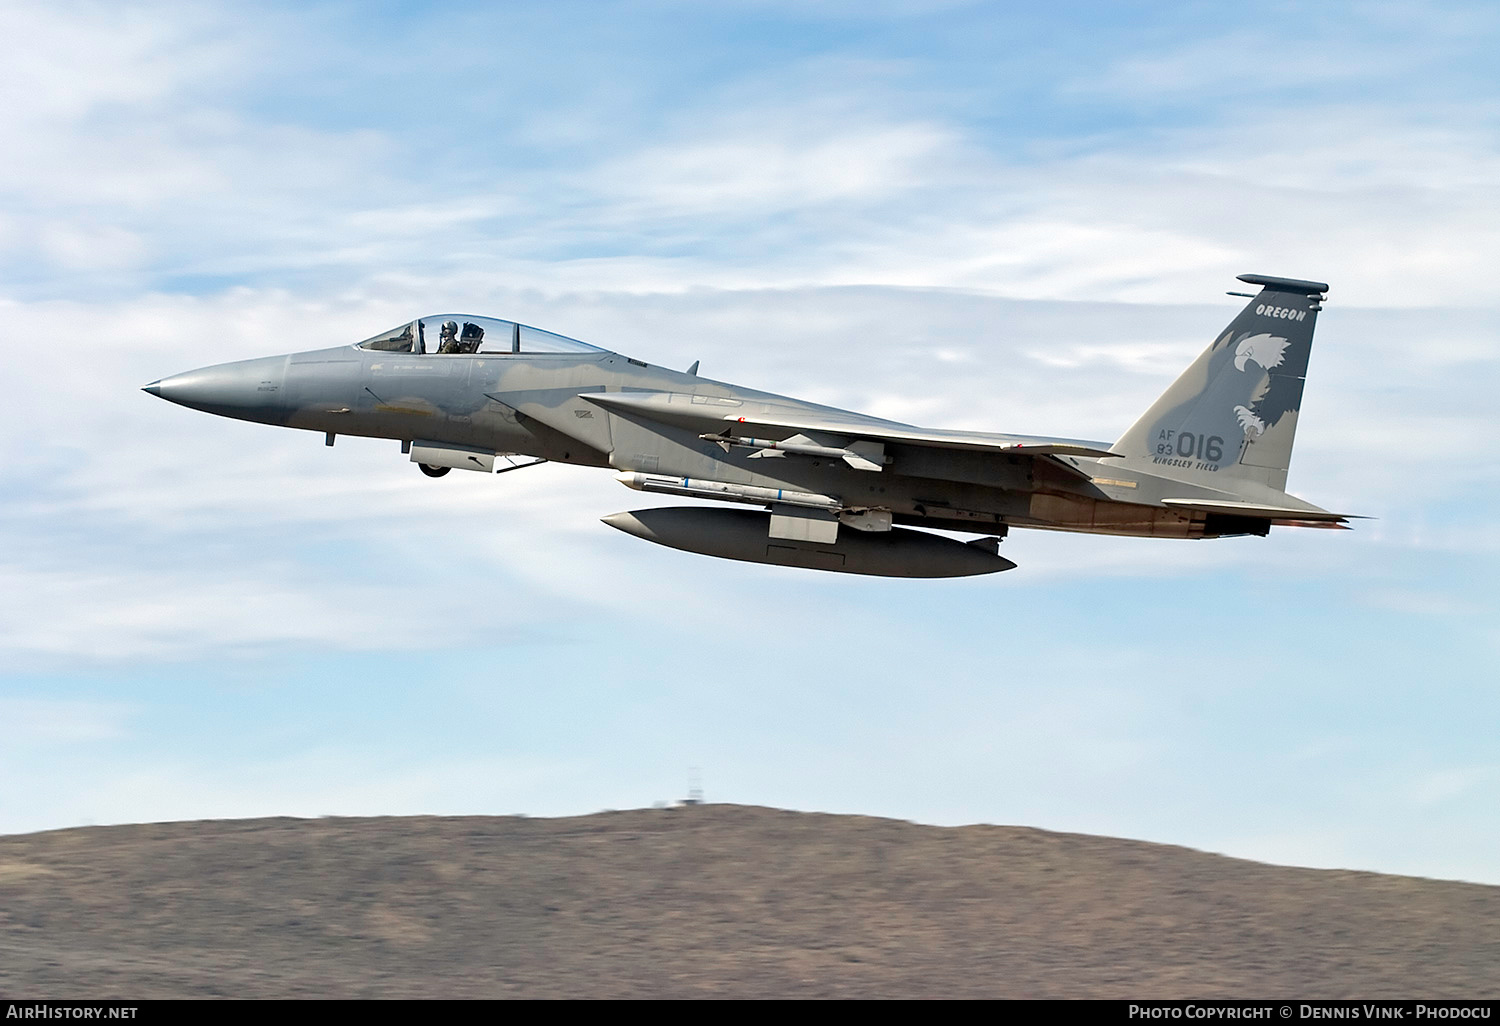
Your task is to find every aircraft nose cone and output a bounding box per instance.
[142,355,290,423]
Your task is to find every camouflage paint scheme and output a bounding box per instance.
[144,274,1353,577]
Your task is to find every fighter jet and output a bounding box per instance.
[143,274,1354,577]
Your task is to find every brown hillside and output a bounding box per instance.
[0,805,1496,998]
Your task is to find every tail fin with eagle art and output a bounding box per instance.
[1110,273,1328,493]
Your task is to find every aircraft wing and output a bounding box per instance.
[582,391,1118,474]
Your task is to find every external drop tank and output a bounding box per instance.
[602,507,1016,578]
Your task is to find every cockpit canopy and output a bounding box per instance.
[357,315,605,355]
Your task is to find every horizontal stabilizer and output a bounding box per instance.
[1160,497,1357,522]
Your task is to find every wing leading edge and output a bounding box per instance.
[582,391,1119,476]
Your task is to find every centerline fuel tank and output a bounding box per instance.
[601,506,1015,578]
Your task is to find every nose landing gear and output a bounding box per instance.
[417,463,451,478]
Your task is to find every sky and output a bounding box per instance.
[2,0,1498,884]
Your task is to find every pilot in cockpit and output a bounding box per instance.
[437,320,461,354]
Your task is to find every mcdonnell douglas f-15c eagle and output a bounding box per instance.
[144,273,1355,577]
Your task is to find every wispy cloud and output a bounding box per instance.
[0,698,132,744]
[7,3,1500,307]
[586,122,957,215]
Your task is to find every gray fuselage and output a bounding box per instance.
[147,340,1301,542]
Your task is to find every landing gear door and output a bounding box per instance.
[411,440,495,473]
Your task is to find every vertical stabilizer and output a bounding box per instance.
[1111,274,1328,491]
